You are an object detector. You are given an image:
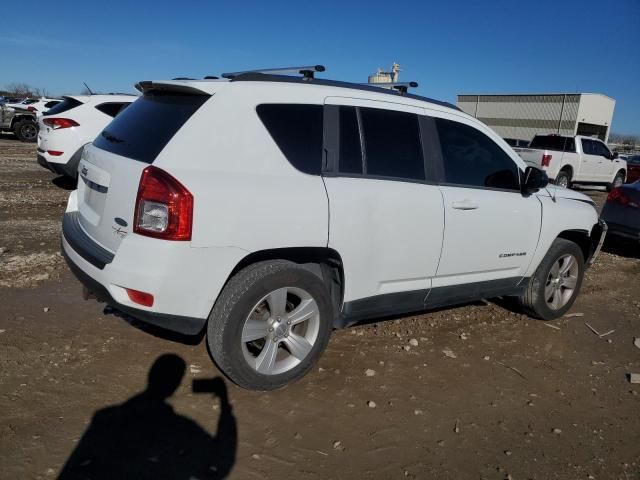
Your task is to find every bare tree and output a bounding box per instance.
[5,82,34,96]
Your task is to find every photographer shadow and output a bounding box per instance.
[58,354,236,479]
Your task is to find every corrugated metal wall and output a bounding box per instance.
[457,94,581,142]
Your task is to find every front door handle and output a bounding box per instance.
[452,200,479,210]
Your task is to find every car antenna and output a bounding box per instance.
[83,82,94,95]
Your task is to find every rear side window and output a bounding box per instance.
[95,102,129,118]
[94,93,208,164]
[359,107,425,180]
[44,101,60,109]
[44,98,82,116]
[256,104,323,175]
[436,118,520,191]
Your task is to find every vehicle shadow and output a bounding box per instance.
[52,175,77,191]
[602,236,640,259]
[57,354,237,479]
[104,306,205,345]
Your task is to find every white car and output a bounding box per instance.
[61,66,606,390]
[4,97,60,115]
[37,94,137,178]
[516,134,627,190]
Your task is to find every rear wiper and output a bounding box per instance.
[101,130,125,143]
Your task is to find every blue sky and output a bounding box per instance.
[3,0,639,134]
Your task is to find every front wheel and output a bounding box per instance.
[207,260,333,390]
[517,238,584,320]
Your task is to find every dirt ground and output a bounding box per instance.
[1,135,639,480]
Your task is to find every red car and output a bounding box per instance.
[625,155,640,183]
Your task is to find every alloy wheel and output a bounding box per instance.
[241,286,320,375]
[545,254,579,310]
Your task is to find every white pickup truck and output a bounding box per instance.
[516,135,627,190]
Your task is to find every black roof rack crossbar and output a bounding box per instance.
[361,81,419,95]
[222,65,325,80]
[229,73,459,111]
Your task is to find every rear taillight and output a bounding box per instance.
[607,187,638,208]
[542,154,552,167]
[134,166,193,241]
[42,118,79,130]
[27,106,37,112]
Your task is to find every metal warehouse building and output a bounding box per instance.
[457,93,615,143]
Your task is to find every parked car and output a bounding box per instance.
[0,103,38,142]
[624,155,640,183]
[601,181,640,242]
[37,94,136,178]
[61,67,606,390]
[504,138,529,148]
[516,134,627,190]
[17,98,63,117]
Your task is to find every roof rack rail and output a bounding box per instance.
[172,77,196,80]
[222,65,325,80]
[362,81,419,95]
[203,75,219,79]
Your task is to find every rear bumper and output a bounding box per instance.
[60,197,248,335]
[62,247,206,335]
[37,148,82,178]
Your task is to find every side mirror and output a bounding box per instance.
[522,166,549,194]
[612,151,619,160]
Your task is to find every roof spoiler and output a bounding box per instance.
[135,81,212,95]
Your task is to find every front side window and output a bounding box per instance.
[256,104,323,175]
[436,118,520,191]
[592,141,611,158]
[359,107,425,180]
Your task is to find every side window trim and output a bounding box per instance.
[355,107,368,174]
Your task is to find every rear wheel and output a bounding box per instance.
[518,238,584,320]
[207,260,333,390]
[554,170,571,189]
[14,120,37,142]
[606,171,625,192]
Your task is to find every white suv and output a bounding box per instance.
[61,66,606,390]
[37,94,136,178]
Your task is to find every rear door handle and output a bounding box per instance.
[452,200,479,210]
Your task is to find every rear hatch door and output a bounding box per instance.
[75,84,212,253]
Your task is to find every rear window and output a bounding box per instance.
[44,98,82,116]
[529,135,575,152]
[93,93,208,164]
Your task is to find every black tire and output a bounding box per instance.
[606,170,625,192]
[554,170,572,189]
[518,238,584,320]
[207,260,333,391]
[13,120,37,142]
